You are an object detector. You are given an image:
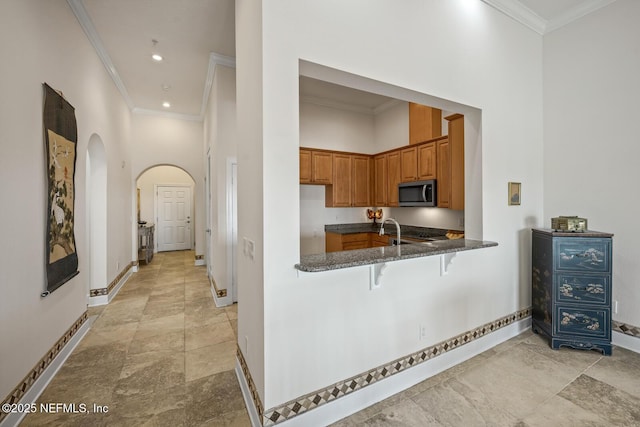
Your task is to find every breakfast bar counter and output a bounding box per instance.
[295,238,498,272]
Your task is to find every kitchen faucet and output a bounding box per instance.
[379,218,401,245]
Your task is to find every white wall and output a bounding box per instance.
[0,0,133,399]
[236,0,544,409]
[203,65,238,292]
[130,114,204,258]
[543,0,640,328]
[136,166,195,251]
[373,101,409,152]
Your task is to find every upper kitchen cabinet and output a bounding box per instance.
[409,102,442,145]
[387,151,401,207]
[327,153,352,207]
[400,139,438,182]
[400,146,418,182]
[418,142,437,180]
[299,148,333,184]
[437,114,465,210]
[325,153,372,207]
[373,154,388,206]
[351,155,372,207]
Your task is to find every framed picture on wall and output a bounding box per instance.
[508,182,521,206]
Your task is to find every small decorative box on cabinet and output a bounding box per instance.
[531,228,613,355]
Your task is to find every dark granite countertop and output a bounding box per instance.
[324,223,449,241]
[295,238,498,272]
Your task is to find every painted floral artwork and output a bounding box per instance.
[47,129,76,263]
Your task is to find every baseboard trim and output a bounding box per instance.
[236,361,264,427]
[613,330,640,354]
[88,262,134,306]
[0,312,93,427]
[209,275,232,307]
[236,308,531,426]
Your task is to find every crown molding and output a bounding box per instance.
[481,0,546,35]
[545,0,617,33]
[67,0,134,109]
[199,53,236,118]
[481,0,618,35]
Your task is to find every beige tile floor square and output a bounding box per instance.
[19,249,640,426]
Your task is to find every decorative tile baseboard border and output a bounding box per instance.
[236,307,531,426]
[237,346,265,422]
[0,311,88,423]
[89,262,135,297]
[209,275,227,298]
[613,320,640,338]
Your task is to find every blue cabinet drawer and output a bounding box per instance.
[554,305,610,340]
[555,273,610,305]
[554,238,611,273]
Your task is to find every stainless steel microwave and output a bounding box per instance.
[398,180,436,207]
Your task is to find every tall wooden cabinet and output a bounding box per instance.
[409,102,442,144]
[437,114,464,210]
[532,228,614,356]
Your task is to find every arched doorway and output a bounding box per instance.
[86,134,107,305]
[136,165,196,254]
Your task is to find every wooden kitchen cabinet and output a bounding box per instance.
[327,153,352,207]
[312,151,333,184]
[299,148,333,184]
[401,146,418,182]
[373,154,388,206]
[299,149,312,183]
[352,155,371,207]
[438,114,465,210]
[436,138,450,208]
[418,142,436,180]
[387,151,401,207]
[409,102,442,145]
[370,233,390,247]
[326,232,370,252]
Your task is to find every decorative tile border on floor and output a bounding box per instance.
[89,261,135,297]
[237,346,264,421]
[260,307,531,426]
[0,311,88,423]
[613,320,640,338]
[209,275,227,298]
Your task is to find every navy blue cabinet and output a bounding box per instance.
[532,228,613,355]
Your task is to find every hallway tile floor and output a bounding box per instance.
[21,250,249,427]
[18,250,640,426]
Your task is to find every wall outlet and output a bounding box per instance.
[245,336,249,356]
[116,261,120,271]
[614,300,619,314]
[419,324,427,340]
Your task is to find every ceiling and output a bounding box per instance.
[68,0,617,120]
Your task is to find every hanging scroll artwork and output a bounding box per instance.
[43,83,79,294]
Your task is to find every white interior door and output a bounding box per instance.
[157,185,192,252]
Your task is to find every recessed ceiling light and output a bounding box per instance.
[162,102,171,108]
[152,54,163,62]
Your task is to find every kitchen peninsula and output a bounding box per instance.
[295,223,497,272]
